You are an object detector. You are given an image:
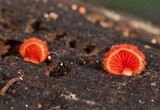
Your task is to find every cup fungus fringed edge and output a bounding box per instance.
[103,44,146,76]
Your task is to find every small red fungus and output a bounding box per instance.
[20,38,49,64]
[79,7,86,14]
[103,44,146,76]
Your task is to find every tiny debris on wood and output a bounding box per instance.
[44,12,59,20]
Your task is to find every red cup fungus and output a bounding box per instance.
[103,44,146,76]
[20,38,49,64]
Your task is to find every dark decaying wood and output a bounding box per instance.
[0,0,160,109]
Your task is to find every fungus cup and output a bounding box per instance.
[103,44,146,76]
[79,6,86,14]
[20,38,49,64]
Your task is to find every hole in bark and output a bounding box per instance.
[84,45,95,54]
[56,32,67,39]
[25,19,49,33]
[45,62,71,78]
[3,40,21,57]
[32,21,41,31]
[69,40,76,48]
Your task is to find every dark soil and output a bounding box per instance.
[0,0,160,110]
